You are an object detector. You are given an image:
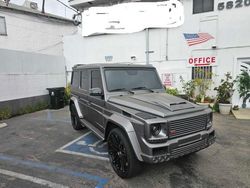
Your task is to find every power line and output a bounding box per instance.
[54,0,78,13]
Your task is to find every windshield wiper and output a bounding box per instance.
[130,86,154,92]
[109,88,128,92]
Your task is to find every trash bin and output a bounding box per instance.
[47,87,65,109]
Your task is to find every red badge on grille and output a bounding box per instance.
[170,130,176,136]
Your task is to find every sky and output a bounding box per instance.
[9,0,75,18]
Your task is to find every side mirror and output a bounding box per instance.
[89,88,103,96]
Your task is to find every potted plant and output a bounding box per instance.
[235,70,250,108]
[214,72,234,115]
[165,87,179,96]
[180,77,196,102]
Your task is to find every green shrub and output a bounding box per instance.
[0,107,11,120]
[166,88,179,96]
[64,84,71,105]
[18,102,48,115]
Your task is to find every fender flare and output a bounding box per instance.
[70,96,83,118]
[106,114,143,161]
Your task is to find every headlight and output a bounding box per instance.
[207,112,213,123]
[151,124,161,136]
[207,112,213,130]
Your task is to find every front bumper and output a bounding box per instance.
[140,128,216,163]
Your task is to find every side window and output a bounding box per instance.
[81,69,89,90]
[72,70,80,87]
[0,16,7,36]
[193,0,214,14]
[91,70,103,90]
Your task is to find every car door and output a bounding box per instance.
[78,69,89,118]
[85,69,105,134]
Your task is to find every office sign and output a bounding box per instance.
[188,56,216,66]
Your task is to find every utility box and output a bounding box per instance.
[47,87,65,109]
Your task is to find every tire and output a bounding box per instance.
[107,128,142,178]
[70,103,84,130]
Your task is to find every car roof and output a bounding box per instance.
[73,63,154,70]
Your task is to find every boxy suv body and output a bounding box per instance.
[69,63,215,178]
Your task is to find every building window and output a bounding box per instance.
[192,66,213,79]
[0,16,7,36]
[193,0,214,14]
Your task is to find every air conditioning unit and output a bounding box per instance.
[30,2,38,10]
[23,0,38,10]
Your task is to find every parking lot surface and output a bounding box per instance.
[0,107,249,188]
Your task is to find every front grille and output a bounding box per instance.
[171,139,207,159]
[169,114,207,138]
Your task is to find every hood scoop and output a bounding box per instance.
[131,93,194,112]
[169,101,194,111]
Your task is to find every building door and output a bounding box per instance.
[233,58,250,108]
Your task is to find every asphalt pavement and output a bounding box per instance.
[0,107,249,188]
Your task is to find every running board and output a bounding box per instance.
[80,119,104,140]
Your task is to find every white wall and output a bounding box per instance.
[0,48,66,102]
[0,9,77,56]
[63,0,250,106]
[0,9,77,102]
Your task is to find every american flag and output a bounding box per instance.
[183,33,214,46]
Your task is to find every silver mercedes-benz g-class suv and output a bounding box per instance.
[69,63,215,178]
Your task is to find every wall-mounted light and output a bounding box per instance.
[131,56,137,61]
[105,56,113,62]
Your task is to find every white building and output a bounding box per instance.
[64,0,250,108]
[0,1,77,114]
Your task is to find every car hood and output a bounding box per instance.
[108,93,204,118]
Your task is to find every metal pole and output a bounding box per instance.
[146,28,149,65]
[42,0,45,13]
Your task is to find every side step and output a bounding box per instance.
[80,119,104,140]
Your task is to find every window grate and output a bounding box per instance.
[192,66,212,80]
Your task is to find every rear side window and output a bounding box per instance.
[81,69,89,90]
[91,70,103,90]
[72,70,80,87]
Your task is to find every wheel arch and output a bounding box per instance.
[105,114,143,161]
[70,96,83,118]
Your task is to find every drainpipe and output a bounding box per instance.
[145,28,149,65]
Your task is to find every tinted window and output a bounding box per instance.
[81,70,89,90]
[193,0,214,14]
[72,70,80,87]
[104,68,163,92]
[91,70,103,89]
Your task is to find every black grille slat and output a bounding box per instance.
[169,115,207,138]
[171,118,206,125]
[171,124,205,129]
[171,122,206,129]
[175,127,205,134]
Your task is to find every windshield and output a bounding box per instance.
[104,68,163,92]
